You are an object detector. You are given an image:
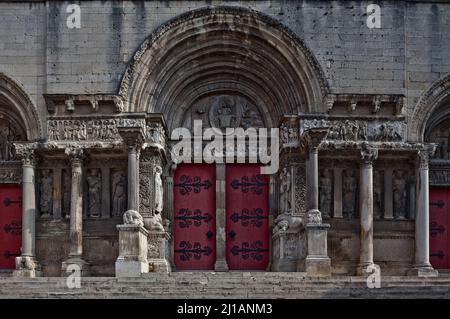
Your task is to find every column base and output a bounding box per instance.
[407,264,438,277]
[357,262,379,276]
[12,256,42,278]
[214,259,229,272]
[61,257,90,277]
[306,256,331,277]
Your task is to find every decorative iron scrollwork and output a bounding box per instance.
[174,241,213,261]
[430,251,445,259]
[3,220,21,235]
[3,250,20,259]
[230,208,268,227]
[174,176,212,195]
[230,175,268,195]
[175,208,212,228]
[430,200,445,209]
[430,222,445,237]
[230,240,268,261]
[3,197,22,207]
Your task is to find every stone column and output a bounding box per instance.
[13,147,41,277]
[127,145,140,212]
[215,163,228,271]
[357,146,379,276]
[303,129,331,277]
[408,147,438,277]
[62,147,89,276]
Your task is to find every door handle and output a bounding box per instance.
[228,230,236,239]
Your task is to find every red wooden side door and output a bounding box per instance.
[173,164,216,270]
[226,164,270,270]
[0,185,22,269]
[429,187,449,269]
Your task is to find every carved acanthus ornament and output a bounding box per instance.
[14,143,38,166]
[360,143,378,165]
[418,144,437,170]
[299,128,330,154]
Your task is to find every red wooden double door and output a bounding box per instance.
[430,187,450,269]
[0,185,22,269]
[173,164,270,271]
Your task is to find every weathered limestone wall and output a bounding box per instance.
[0,1,449,137]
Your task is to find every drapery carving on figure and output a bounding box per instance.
[279,167,291,214]
[373,170,383,219]
[87,168,102,218]
[393,170,407,219]
[319,169,332,219]
[148,165,165,231]
[62,169,71,219]
[112,171,126,217]
[342,169,357,219]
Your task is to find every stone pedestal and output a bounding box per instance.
[271,230,303,271]
[305,223,331,277]
[147,231,171,273]
[115,224,149,277]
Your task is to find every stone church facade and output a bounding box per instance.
[1,0,450,278]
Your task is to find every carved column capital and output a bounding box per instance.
[14,143,37,166]
[65,146,85,166]
[417,144,437,170]
[300,128,329,154]
[118,126,146,152]
[360,144,378,165]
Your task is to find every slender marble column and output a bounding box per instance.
[408,148,438,277]
[303,129,331,277]
[62,148,89,276]
[357,146,378,275]
[127,145,139,212]
[13,148,41,277]
[215,163,228,271]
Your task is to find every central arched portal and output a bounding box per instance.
[119,6,329,271]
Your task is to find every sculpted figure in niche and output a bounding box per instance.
[87,168,102,218]
[319,169,332,219]
[279,167,291,214]
[148,166,165,231]
[39,169,53,218]
[112,171,126,217]
[62,170,71,219]
[48,121,60,141]
[373,170,383,219]
[393,170,407,219]
[342,170,357,219]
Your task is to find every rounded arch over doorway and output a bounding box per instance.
[0,73,42,141]
[118,6,330,130]
[409,74,450,143]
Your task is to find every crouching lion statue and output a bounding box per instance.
[272,212,303,234]
[123,210,144,227]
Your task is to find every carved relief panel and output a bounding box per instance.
[319,169,333,219]
[0,118,24,162]
[38,169,54,219]
[342,169,358,219]
[182,95,265,131]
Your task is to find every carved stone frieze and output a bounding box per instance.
[301,118,405,142]
[430,169,450,186]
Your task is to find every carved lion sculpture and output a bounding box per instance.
[272,212,303,234]
[147,212,165,231]
[123,210,144,227]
